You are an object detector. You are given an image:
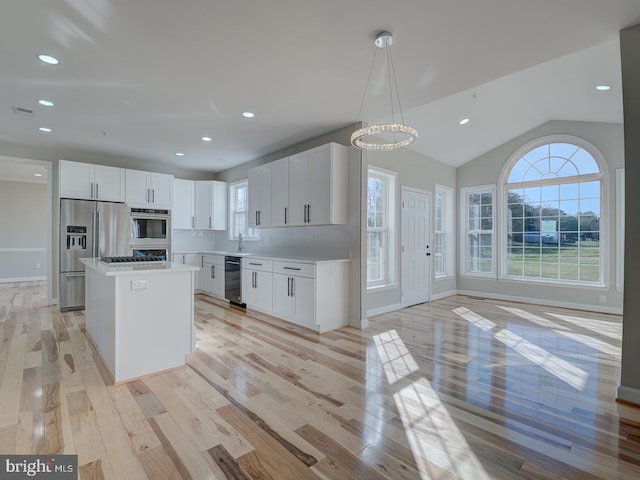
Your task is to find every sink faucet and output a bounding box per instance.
[237,233,243,253]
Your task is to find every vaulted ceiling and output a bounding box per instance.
[1,0,639,174]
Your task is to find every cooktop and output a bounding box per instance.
[100,256,165,263]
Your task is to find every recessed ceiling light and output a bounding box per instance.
[459,117,470,125]
[175,152,185,156]
[34,173,43,177]
[595,85,611,91]
[38,99,54,107]
[38,127,52,133]
[242,111,255,118]
[38,54,59,65]
[201,136,212,142]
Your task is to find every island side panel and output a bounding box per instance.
[316,261,350,333]
[85,266,117,377]
[114,270,193,382]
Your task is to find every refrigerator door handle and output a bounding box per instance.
[94,210,100,258]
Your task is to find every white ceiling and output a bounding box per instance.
[0,160,47,183]
[0,0,638,174]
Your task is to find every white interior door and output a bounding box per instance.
[401,187,431,307]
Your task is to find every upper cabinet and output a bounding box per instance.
[172,179,195,229]
[270,158,288,227]
[248,163,272,228]
[194,181,227,230]
[59,160,125,202]
[248,142,348,228]
[125,169,173,209]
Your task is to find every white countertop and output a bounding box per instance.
[81,258,199,276]
[176,250,350,264]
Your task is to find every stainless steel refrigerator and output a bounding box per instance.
[59,198,129,311]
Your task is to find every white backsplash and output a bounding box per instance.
[172,229,216,253]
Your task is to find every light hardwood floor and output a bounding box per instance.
[1,281,639,479]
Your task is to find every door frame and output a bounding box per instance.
[401,186,431,308]
[0,155,53,305]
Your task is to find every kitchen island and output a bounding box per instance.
[81,258,199,383]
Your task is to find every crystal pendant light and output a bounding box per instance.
[351,32,418,151]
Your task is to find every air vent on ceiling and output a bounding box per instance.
[12,106,35,117]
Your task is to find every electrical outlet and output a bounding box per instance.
[131,280,147,290]
[598,294,606,304]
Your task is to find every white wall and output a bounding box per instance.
[365,148,457,313]
[457,120,624,312]
[0,179,47,281]
[619,23,640,403]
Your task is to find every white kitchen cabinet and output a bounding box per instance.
[125,169,174,208]
[172,179,195,229]
[59,160,125,202]
[288,143,348,226]
[173,253,202,290]
[248,164,272,227]
[200,254,224,298]
[270,157,289,227]
[194,181,227,230]
[241,258,273,311]
[273,271,315,325]
[241,255,350,332]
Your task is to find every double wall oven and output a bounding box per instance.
[128,207,171,260]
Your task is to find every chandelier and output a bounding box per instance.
[351,31,418,151]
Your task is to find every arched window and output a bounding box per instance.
[503,137,604,284]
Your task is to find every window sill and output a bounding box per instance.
[367,283,399,293]
[499,276,607,290]
[435,274,455,281]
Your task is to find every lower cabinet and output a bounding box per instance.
[242,265,273,312]
[243,257,349,333]
[172,253,202,291]
[273,272,315,325]
[200,254,224,298]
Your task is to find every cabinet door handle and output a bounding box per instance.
[291,277,295,296]
[284,207,288,224]
[90,183,94,199]
[287,277,291,296]
[96,183,99,199]
[211,265,215,278]
[147,188,150,203]
[258,210,261,226]
[254,271,258,289]
[209,216,212,229]
[255,211,258,226]
[152,189,155,203]
[307,204,310,223]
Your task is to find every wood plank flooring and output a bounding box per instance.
[1,280,639,479]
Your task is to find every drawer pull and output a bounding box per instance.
[283,266,301,271]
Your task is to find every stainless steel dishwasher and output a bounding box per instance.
[224,256,245,307]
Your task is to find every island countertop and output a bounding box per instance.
[81,258,200,276]
[82,257,197,383]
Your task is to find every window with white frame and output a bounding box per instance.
[434,185,454,278]
[503,139,603,285]
[461,185,496,277]
[228,180,259,241]
[367,167,396,288]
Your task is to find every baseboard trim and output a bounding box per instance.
[349,317,369,330]
[0,276,46,283]
[367,302,404,318]
[617,385,640,406]
[456,289,623,315]
[430,290,458,301]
